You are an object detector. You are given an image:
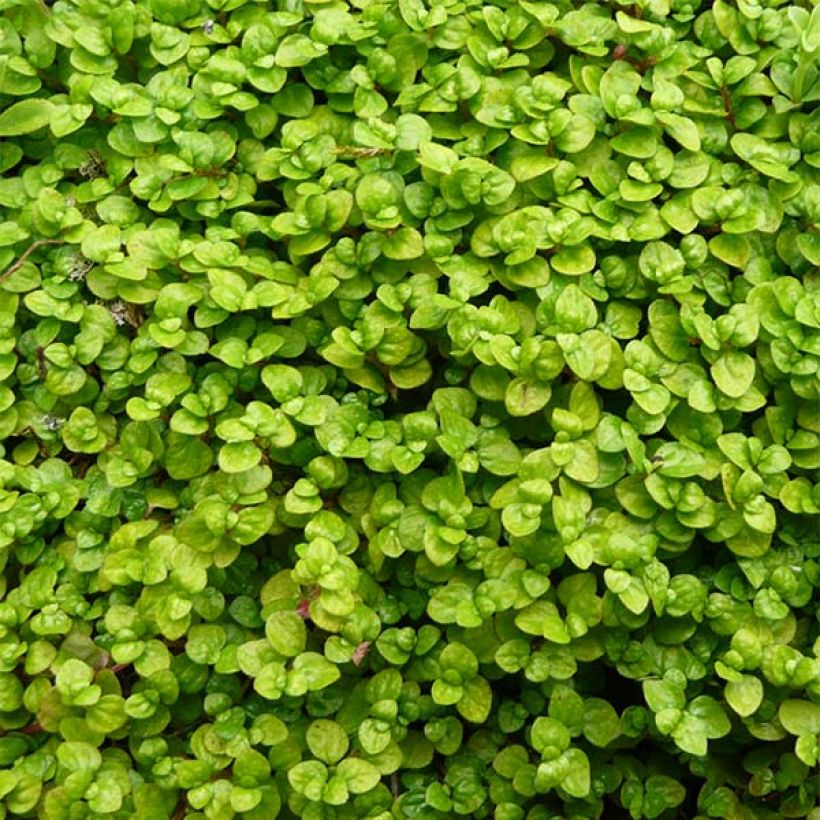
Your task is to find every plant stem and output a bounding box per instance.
[0,238,65,283]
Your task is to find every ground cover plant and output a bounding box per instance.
[0,0,818,817]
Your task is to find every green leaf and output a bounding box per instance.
[639,242,685,284]
[725,676,763,717]
[276,35,327,67]
[672,714,708,756]
[57,741,102,773]
[288,761,327,795]
[336,758,381,794]
[644,775,686,815]
[711,351,756,398]
[505,378,551,417]
[219,441,262,473]
[654,443,706,478]
[688,696,731,738]
[254,662,287,700]
[456,676,492,724]
[531,717,571,753]
[657,112,701,151]
[0,99,54,135]
[383,227,424,260]
[551,245,596,276]
[249,714,288,746]
[0,673,23,712]
[290,653,340,693]
[561,748,591,798]
[306,719,349,764]
[439,642,478,677]
[515,601,570,643]
[418,142,458,174]
[164,434,213,480]
[709,234,751,268]
[265,611,307,657]
[582,699,622,747]
[779,700,820,736]
[395,114,433,150]
[643,679,685,713]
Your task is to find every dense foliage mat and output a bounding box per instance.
[0,0,819,817]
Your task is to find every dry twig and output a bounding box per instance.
[0,238,65,283]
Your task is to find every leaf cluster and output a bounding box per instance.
[0,0,818,819]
